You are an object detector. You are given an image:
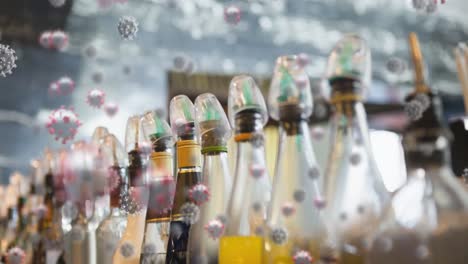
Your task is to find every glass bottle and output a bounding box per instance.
[219,75,271,263]
[1,184,19,254]
[266,55,328,263]
[166,95,202,264]
[113,116,150,264]
[366,33,468,264]
[33,150,65,264]
[96,134,129,264]
[186,93,233,264]
[140,110,175,264]
[91,127,111,226]
[322,34,390,263]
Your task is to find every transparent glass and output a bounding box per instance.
[96,207,128,264]
[170,95,196,140]
[141,110,174,149]
[366,167,468,264]
[325,34,371,91]
[102,134,128,167]
[187,152,232,263]
[323,102,389,261]
[126,115,142,153]
[195,93,232,147]
[91,127,109,145]
[268,55,313,121]
[227,75,268,127]
[266,121,327,263]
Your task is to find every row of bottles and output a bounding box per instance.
[1,32,468,264]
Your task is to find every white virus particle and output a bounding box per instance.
[293,250,313,264]
[45,106,82,144]
[180,202,200,224]
[120,241,135,258]
[414,93,430,110]
[118,16,139,40]
[86,89,106,108]
[349,152,361,165]
[293,189,306,203]
[51,30,69,51]
[189,183,210,205]
[0,44,18,77]
[249,163,265,179]
[7,247,25,264]
[224,5,241,25]
[104,102,119,118]
[270,227,288,245]
[49,76,75,96]
[308,167,320,179]
[39,31,52,48]
[49,0,66,7]
[386,57,406,74]
[204,219,225,239]
[281,202,296,217]
[313,197,327,210]
[405,100,424,121]
[61,201,78,220]
[296,53,310,68]
[148,176,175,215]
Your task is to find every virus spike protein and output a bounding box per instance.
[45,106,82,144]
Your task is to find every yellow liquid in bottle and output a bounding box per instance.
[264,238,321,264]
[219,236,264,264]
[340,251,365,264]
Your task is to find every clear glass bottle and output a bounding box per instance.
[266,55,328,263]
[322,34,390,263]
[91,127,111,227]
[366,33,468,264]
[140,110,175,264]
[113,116,150,264]
[96,134,129,264]
[219,75,271,263]
[166,95,202,264]
[186,93,232,264]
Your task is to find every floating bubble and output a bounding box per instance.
[118,16,139,40]
[86,89,106,108]
[189,183,210,205]
[45,106,82,144]
[0,44,17,77]
[204,219,225,239]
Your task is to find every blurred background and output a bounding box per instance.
[0,0,467,183]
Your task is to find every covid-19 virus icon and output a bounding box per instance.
[386,57,406,74]
[313,197,327,210]
[118,16,139,40]
[293,250,313,264]
[189,183,210,205]
[0,44,17,77]
[281,202,296,217]
[46,106,82,144]
[180,202,200,224]
[49,76,75,96]
[86,89,106,108]
[49,0,66,8]
[104,102,119,117]
[39,30,69,51]
[91,71,104,84]
[270,227,288,245]
[405,99,424,121]
[205,219,225,239]
[7,247,25,264]
[120,241,135,258]
[148,176,176,215]
[414,93,431,110]
[249,163,265,179]
[224,5,241,25]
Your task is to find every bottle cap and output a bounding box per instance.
[170,95,197,141]
[141,110,174,150]
[326,34,371,91]
[268,55,313,120]
[228,75,268,126]
[195,93,231,148]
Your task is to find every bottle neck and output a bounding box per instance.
[176,139,201,170]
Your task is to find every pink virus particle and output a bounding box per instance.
[107,168,121,192]
[204,219,225,240]
[7,247,26,264]
[148,176,176,215]
[224,5,241,25]
[45,106,81,144]
[104,102,119,117]
[297,53,310,68]
[313,197,327,210]
[39,30,69,51]
[49,76,75,96]
[293,250,313,264]
[249,163,265,179]
[86,89,106,108]
[189,183,210,205]
[281,202,296,217]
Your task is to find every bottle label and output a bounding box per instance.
[176,140,201,168]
